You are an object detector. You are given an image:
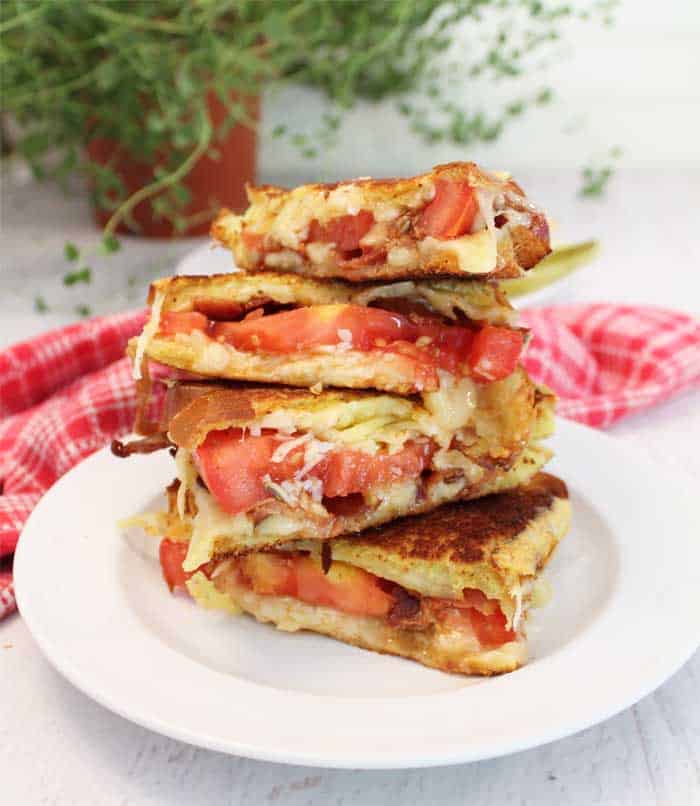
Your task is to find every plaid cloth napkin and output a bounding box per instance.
[1,304,699,620]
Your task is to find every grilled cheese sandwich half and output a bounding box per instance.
[211,162,550,282]
[122,379,555,567]
[179,473,570,676]
[130,270,522,396]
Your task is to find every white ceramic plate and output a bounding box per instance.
[176,241,239,276]
[14,420,700,769]
[173,242,571,306]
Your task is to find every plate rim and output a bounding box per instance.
[14,418,700,769]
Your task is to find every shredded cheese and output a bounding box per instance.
[336,328,353,350]
[270,433,312,463]
[294,439,334,481]
[511,585,523,632]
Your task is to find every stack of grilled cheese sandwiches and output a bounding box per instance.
[117,162,571,676]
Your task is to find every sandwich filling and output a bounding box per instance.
[162,541,518,655]
[156,303,524,391]
[154,378,552,565]
[212,162,550,279]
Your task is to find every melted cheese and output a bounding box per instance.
[183,485,253,572]
[186,571,242,615]
[174,447,197,519]
[511,585,523,632]
[132,291,164,380]
[306,241,335,264]
[178,472,422,567]
[418,229,497,275]
[422,374,477,431]
[254,180,434,251]
[387,246,418,267]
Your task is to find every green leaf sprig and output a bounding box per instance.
[1,0,616,242]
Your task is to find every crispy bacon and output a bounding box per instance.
[321,542,332,575]
[111,433,172,457]
[385,585,427,630]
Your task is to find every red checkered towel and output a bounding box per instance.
[1,304,699,619]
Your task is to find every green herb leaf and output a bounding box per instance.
[34,294,49,313]
[101,234,121,254]
[0,0,617,236]
[63,267,92,286]
[75,304,92,318]
[579,146,622,198]
[64,242,80,262]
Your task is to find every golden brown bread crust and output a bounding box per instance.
[147,271,355,308]
[510,224,551,270]
[306,471,570,614]
[211,161,550,282]
[167,384,378,449]
[341,473,567,565]
[163,366,549,456]
[147,270,516,323]
[243,162,522,209]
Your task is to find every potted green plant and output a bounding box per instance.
[0,0,612,241]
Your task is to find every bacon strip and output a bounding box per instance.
[111,433,172,458]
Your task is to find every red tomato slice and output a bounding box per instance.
[468,608,516,647]
[418,179,478,238]
[239,553,394,618]
[242,231,265,252]
[195,428,279,515]
[337,245,386,267]
[158,311,209,336]
[316,440,434,498]
[430,597,515,648]
[468,325,524,382]
[211,304,417,353]
[195,427,434,515]
[211,303,475,378]
[239,553,298,596]
[161,307,518,384]
[457,588,500,616]
[159,539,192,592]
[308,210,374,252]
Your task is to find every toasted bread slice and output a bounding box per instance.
[212,162,550,282]
[184,473,570,676]
[315,472,570,615]
[165,369,546,453]
[147,271,516,325]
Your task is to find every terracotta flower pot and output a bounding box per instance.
[87,92,258,237]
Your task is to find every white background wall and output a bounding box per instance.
[261,0,700,185]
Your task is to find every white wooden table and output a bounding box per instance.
[1,166,699,805]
